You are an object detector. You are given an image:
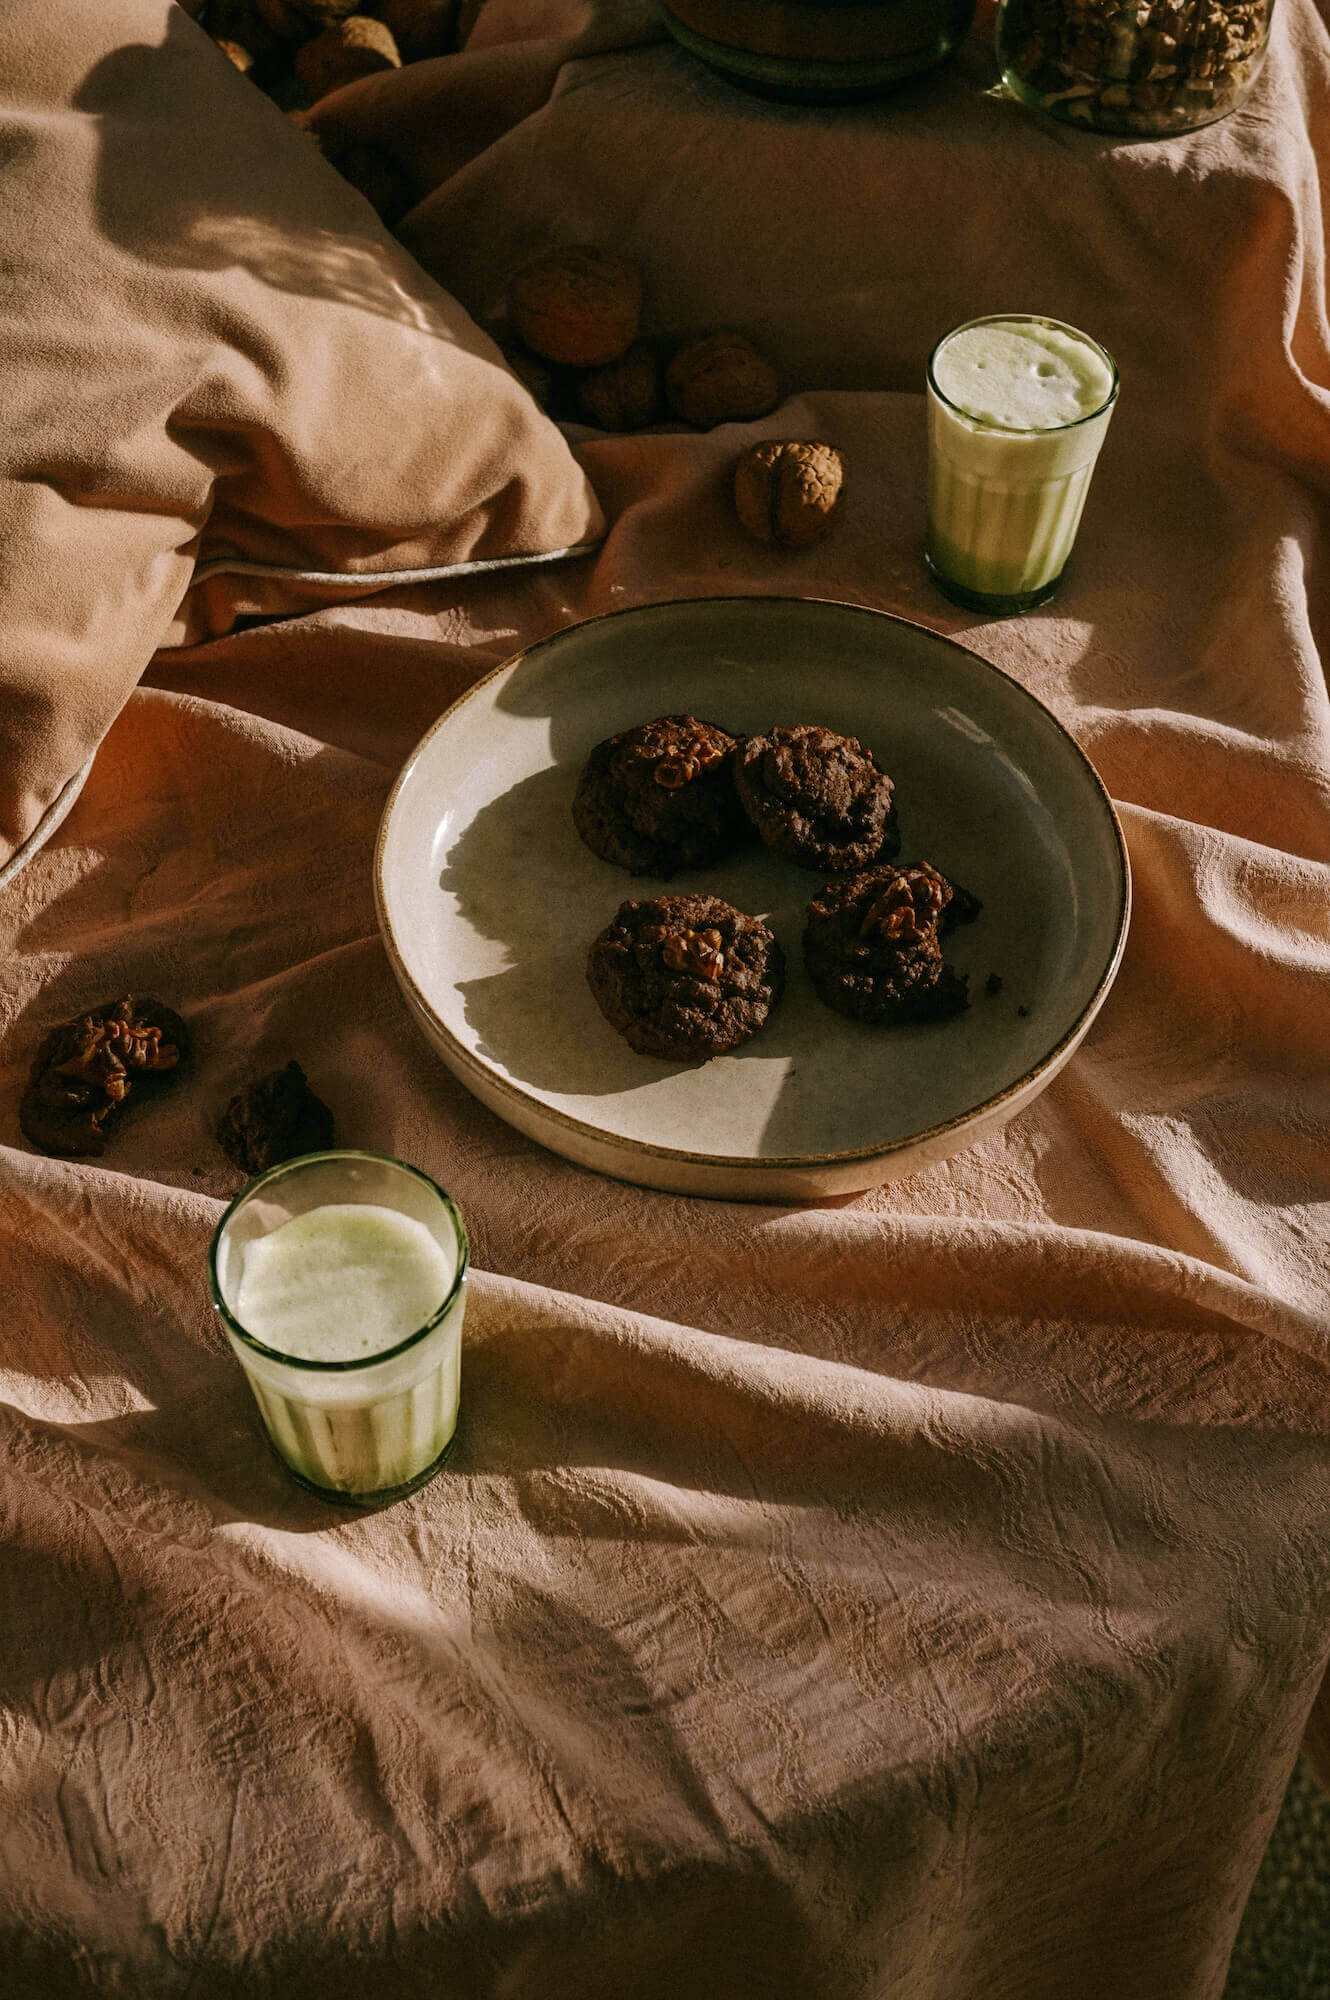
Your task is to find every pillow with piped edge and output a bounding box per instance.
[0,0,603,872]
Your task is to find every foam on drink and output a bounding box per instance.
[235,1204,453,1362]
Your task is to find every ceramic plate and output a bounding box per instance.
[376,598,1129,1200]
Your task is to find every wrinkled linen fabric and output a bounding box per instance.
[0,0,601,872]
[3,0,1330,1994]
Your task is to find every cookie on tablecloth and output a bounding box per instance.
[803,861,980,1025]
[572,714,747,875]
[587,892,784,1061]
[19,995,191,1157]
[735,723,900,871]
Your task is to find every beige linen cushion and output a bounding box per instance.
[0,0,602,872]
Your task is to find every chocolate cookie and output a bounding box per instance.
[587,893,785,1061]
[803,862,980,1025]
[572,714,747,876]
[19,994,191,1157]
[217,1060,336,1176]
[735,724,900,872]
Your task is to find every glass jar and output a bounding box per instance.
[996,0,1275,136]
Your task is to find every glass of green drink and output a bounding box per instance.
[925,313,1119,614]
[209,1150,468,1505]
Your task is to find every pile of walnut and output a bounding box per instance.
[200,8,846,549]
[204,1,464,100]
[199,0,474,224]
[503,247,784,436]
[504,245,845,548]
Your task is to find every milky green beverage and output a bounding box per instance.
[210,1153,467,1503]
[925,314,1118,612]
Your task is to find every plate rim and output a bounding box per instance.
[374,595,1132,1173]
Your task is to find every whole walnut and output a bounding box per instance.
[575,343,662,432]
[296,17,401,100]
[733,440,844,549]
[666,332,780,430]
[375,0,458,60]
[507,247,642,368]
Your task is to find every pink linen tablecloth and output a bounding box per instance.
[3,1,1330,1993]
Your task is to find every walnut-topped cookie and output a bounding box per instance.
[802,862,980,1025]
[572,714,748,876]
[19,995,191,1157]
[735,723,900,872]
[587,893,785,1061]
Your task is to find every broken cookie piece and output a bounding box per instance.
[19,996,191,1157]
[216,1060,335,1176]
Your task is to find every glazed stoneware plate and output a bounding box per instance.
[376,597,1129,1201]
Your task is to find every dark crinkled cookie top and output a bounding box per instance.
[217,1060,336,1177]
[736,723,900,871]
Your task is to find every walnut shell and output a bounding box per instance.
[733,440,844,549]
[575,343,662,432]
[507,247,642,368]
[217,1061,336,1176]
[214,36,255,70]
[295,17,401,100]
[666,332,780,430]
[375,0,458,60]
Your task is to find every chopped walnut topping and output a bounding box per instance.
[19,996,190,1157]
[661,926,727,980]
[652,735,727,790]
[858,870,947,945]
